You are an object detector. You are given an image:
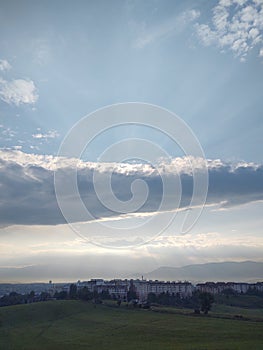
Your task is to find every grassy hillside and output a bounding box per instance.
[0,300,263,350]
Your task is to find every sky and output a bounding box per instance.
[0,0,263,282]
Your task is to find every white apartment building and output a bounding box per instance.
[69,279,263,300]
[196,281,263,294]
[132,279,193,301]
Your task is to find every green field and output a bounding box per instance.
[0,301,263,350]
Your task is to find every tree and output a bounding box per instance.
[246,287,263,297]
[127,281,137,301]
[199,292,214,314]
[69,284,77,299]
[78,287,92,301]
[29,290,35,299]
[156,292,168,305]
[100,289,111,300]
[147,292,157,304]
[0,292,24,306]
[222,288,236,297]
[40,292,50,301]
[54,291,68,300]
[27,290,35,303]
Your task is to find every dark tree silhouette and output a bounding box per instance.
[199,292,214,314]
[127,280,137,301]
[54,291,68,300]
[78,287,92,301]
[69,284,77,299]
[40,292,50,301]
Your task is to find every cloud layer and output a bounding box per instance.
[0,150,262,227]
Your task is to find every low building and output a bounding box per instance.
[76,279,129,300]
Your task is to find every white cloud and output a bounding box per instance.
[32,130,59,139]
[0,127,17,138]
[133,9,200,49]
[0,78,38,106]
[179,9,201,24]
[0,59,11,72]
[195,0,263,61]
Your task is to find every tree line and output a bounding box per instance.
[2,283,262,313]
[0,285,216,314]
[0,291,50,307]
[147,291,214,314]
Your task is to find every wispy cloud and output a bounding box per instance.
[0,78,38,106]
[12,145,22,150]
[31,38,52,65]
[133,9,200,49]
[195,0,263,61]
[0,59,11,72]
[32,130,59,139]
[0,127,17,139]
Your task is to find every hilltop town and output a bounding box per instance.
[1,278,263,304]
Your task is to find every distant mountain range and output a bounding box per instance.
[132,261,263,283]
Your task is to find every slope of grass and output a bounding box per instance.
[211,303,263,319]
[215,294,263,308]
[0,300,263,350]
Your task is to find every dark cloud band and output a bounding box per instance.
[0,150,262,226]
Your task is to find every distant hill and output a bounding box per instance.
[135,261,263,283]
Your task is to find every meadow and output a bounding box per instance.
[0,300,263,350]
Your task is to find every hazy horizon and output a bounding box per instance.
[1,260,263,285]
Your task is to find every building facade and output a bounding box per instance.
[196,281,263,294]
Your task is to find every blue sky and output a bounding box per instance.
[0,0,263,282]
